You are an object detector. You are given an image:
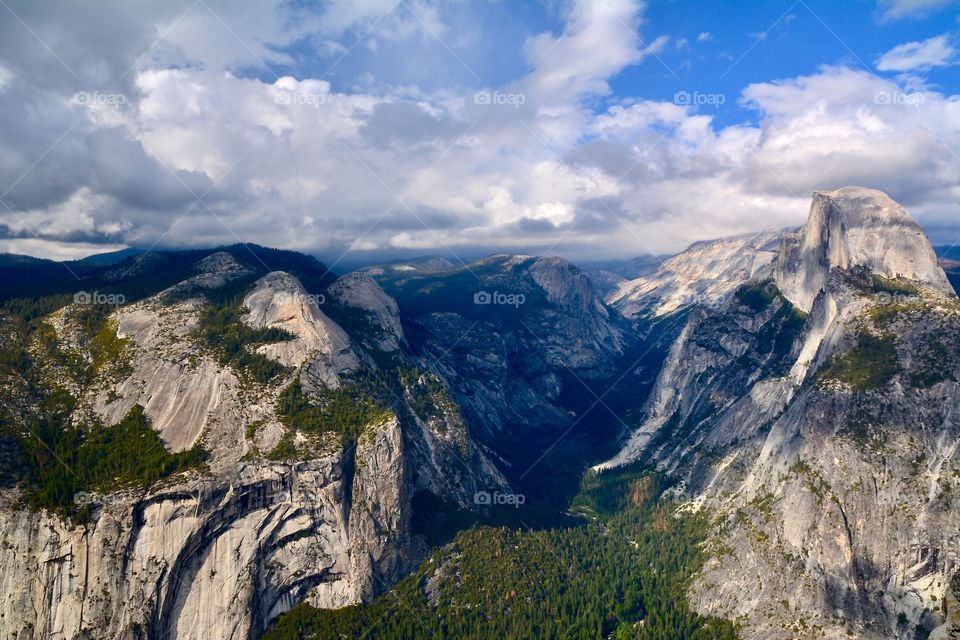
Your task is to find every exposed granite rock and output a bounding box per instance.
[370,253,635,448]
[776,187,954,312]
[609,230,783,319]
[931,572,960,639]
[327,272,406,352]
[243,271,359,380]
[0,254,508,639]
[603,187,960,639]
[0,448,408,639]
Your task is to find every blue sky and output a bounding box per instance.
[0,0,957,264]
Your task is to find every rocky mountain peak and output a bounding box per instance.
[528,256,597,312]
[775,186,953,311]
[328,271,406,351]
[609,230,783,319]
[243,271,358,380]
[196,250,246,275]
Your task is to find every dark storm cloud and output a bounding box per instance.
[88,129,213,210]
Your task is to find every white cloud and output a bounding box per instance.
[522,0,649,105]
[876,0,958,21]
[697,31,712,42]
[0,65,11,91]
[1,0,959,264]
[0,238,129,261]
[877,34,957,71]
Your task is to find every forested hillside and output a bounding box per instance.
[264,464,739,640]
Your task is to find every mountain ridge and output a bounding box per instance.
[1,188,958,639]
[599,187,960,639]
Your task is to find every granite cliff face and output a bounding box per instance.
[0,249,506,639]
[363,253,660,503]
[776,187,954,312]
[0,448,400,640]
[609,230,783,320]
[602,188,960,639]
[3,186,956,639]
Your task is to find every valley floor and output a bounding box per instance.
[264,464,739,640]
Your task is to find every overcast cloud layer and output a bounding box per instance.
[0,0,958,263]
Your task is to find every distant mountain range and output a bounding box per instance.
[0,188,959,639]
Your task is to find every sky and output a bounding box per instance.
[0,0,958,266]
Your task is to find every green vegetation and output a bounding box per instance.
[818,331,900,390]
[909,335,956,389]
[0,295,205,520]
[4,294,131,387]
[0,243,338,305]
[0,246,344,516]
[735,281,780,312]
[270,362,467,457]
[730,281,808,378]
[319,301,386,345]
[867,302,910,328]
[90,319,133,379]
[264,465,739,640]
[20,405,206,520]
[266,432,298,461]
[869,274,920,298]
[194,277,294,385]
[572,461,661,518]
[753,302,807,376]
[399,367,462,429]
[273,376,392,452]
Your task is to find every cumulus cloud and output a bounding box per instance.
[522,0,649,105]
[0,0,958,264]
[876,34,957,71]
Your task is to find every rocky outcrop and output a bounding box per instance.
[609,230,783,319]
[243,271,359,380]
[602,187,960,639]
[0,423,413,640]
[370,253,635,451]
[0,251,508,639]
[776,187,953,312]
[327,272,405,352]
[931,572,960,639]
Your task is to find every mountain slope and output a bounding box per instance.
[0,247,507,639]
[609,230,783,320]
[365,253,674,509]
[601,187,960,639]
